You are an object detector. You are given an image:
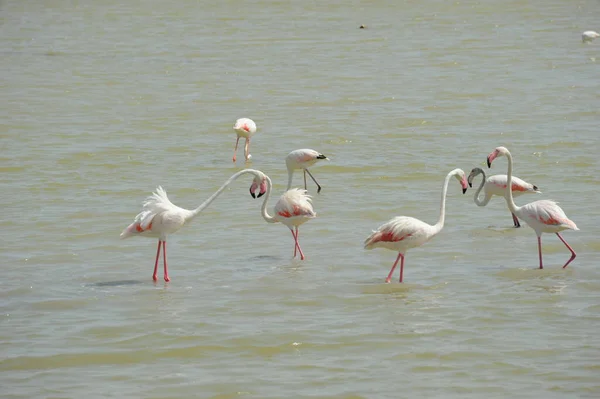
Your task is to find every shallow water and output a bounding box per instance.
[2,0,600,398]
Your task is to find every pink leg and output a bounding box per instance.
[537,235,543,269]
[162,241,170,282]
[291,229,297,257]
[153,240,161,281]
[244,138,250,161]
[385,252,403,283]
[556,233,576,269]
[232,137,240,162]
[291,228,305,260]
[512,213,521,228]
[398,253,405,283]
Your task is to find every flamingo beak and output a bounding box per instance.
[467,171,475,188]
[257,179,267,198]
[249,187,256,198]
[249,181,258,198]
[487,150,498,168]
[461,177,468,194]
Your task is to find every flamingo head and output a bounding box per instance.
[467,167,484,188]
[249,172,268,198]
[454,169,468,194]
[487,146,508,168]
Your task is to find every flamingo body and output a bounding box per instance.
[487,146,579,269]
[250,177,316,260]
[364,168,468,283]
[232,118,257,163]
[468,167,540,227]
[121,169,267,281]
[582,30,600,42]
[286,149,328,193]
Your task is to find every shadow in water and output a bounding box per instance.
[89,280,144,287]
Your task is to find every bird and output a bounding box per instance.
[120,169,267,282]
[468,167,541,228]
[364,169,468,283]
[582,30,600,43]
[286,149,329,193]
[232,118,257,163]
[487,146,578,269]
[249,174,316,260]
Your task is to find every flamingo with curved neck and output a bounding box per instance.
[121,169,268,282]
[487,146,578,269]
[250,174,316,260]
[364,168,468,283]
[468,167,541,227]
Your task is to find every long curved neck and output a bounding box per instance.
[188,169,258,220]
[286,168,293,191]
[473,172,490,206]
[503,151,520,214]
[260,175,277,224]
[433,171,454,234]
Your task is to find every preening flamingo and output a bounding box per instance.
[364,169,468,283]
[249,173,316,260]
[487,146,578,269]
[582,30,600,43]
[232,118,257,163]
[121,169,267,282]
[468,167,541,227]
[286,149,328,193]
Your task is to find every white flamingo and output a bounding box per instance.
[364,169,468,283]
[232,118,257,163]
[286,149,329,193]
[582,30,600,43]
[121,169,267,282]
[250,175,316,260]
[468,167,541,227]
[487,146,578,269]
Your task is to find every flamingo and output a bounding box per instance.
[487,146,579,269]
[364,169,468,283]
[120,169,267,282]
[468,167,541,227]
[286,149,329,193]
[249,174,316,260]
[582,30,600,43]
[232,118,257,163]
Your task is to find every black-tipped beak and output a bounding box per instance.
[462,187,467,194]
[249,188,256,198]
[257,191,265,198]
[468,182,473,188]
[486,157,491,168]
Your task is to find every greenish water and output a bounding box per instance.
[2,0,599,398]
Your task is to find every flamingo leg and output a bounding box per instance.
[386,252,403,283]
[398,253,405,283]
[512,213,521,228]
[556,233,576,268]
[232,137,240,162]
[290,229,298,257]
[537,235,543,269]
[153,240,161,281]
[162,241,170,282]
[244,138,250,161]
[303,170,307,191]
[290,228,305,260]
[305,169,322,194]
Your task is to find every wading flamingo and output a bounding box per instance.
[364,169,468,283]
[249,174,316,260]
[582,30,600,43]
[232,118,257,163]
[468,167,541,227]
[286,149,328,193]
[121,169,267,282]
[487,146,578,269]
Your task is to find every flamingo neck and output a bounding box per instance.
[433,170,454,234]
[286,167,294,191]
[503,151,520,215]
[188,169,258,221]
[473,171,490,207]
[260,175,277,224]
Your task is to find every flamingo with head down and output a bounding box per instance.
[285,149,329,193]
[468,167,541,227]
[487,146,578,269]
[120,169,267,282]
[232,118,257,163]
